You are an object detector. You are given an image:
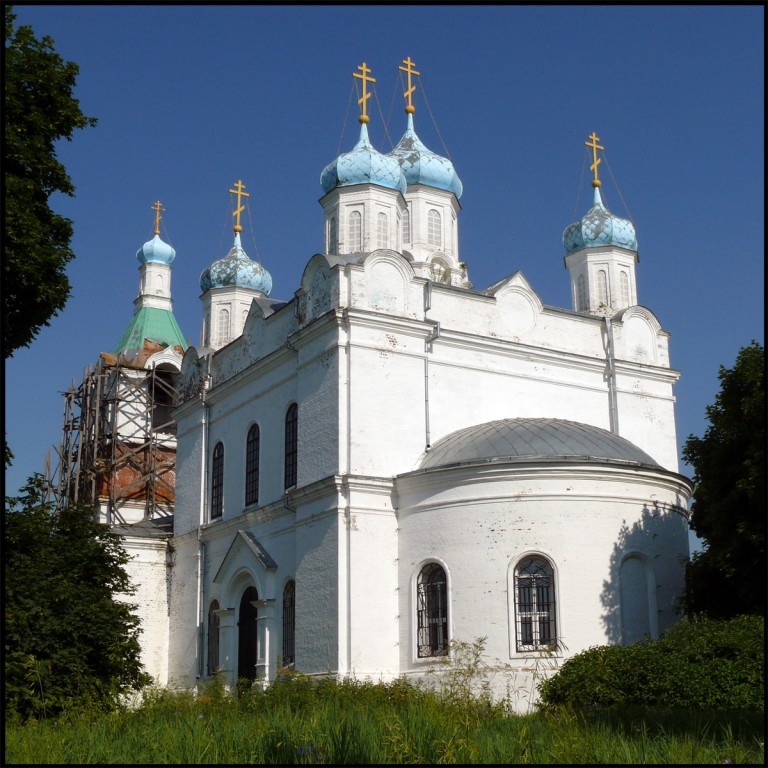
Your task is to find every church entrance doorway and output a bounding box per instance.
[238,586,259,681]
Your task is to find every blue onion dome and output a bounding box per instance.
[563,186,637,254]
[136,234,176,265]
[320,122,407,195]
[199,233,272,295]
[388,113,463,199]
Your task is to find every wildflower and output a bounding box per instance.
[722,760,733,765]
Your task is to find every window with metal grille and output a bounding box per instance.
[207,600,220,675]
[245,424,260,506]
[514,557,556,652]
[329,215,338,254]
[284,403,298,489]
[403,206,411,243]
[427,209,441,247]
[417,563,449,657]
[577,274,587,311]
[348,210,362,252]
[211,442,224,519]
[282,580,296,666]
[597,269,609,306]
[377,212,388,249]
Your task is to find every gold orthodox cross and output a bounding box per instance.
[353,61,375,124]
[399,56,420,114]
[151,200,165,236]
[585,132,604,188]
[229,179,250,233]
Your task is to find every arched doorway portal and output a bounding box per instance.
[238,586,259,681]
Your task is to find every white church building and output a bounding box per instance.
[101,61,692,708]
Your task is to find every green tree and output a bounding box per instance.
[4,6,96,358]
[4,475,151,721]
[683,340,765,618]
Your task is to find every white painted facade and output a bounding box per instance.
[107,105,692,711]
[162,232,691,706]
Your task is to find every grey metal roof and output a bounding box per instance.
[419,418,660,470]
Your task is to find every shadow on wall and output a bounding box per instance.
[600,498,689,646]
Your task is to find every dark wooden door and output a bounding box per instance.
[238,586,259,681]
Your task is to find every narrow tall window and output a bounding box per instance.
[514,557,556,652]
[207,600,220,675]
[203,311,211,346]
[284,403,298,489]
[417,563,449,657]
[217,308,230,346]
[349,211,362,252]
[245,424,260,506]
[620,271,630,306]
[427,209,441,247]
[577,274,587,311]
[329,216,338,254]
[211,442,224,519]
[282,580,296,666]
[377,212,388,249]
[597,270,608,306]
[403,206,411,243]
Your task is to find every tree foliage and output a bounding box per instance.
[683,340,765,618]
[538,615,764,712]
[4,475,151,721]
[3,6,96,358]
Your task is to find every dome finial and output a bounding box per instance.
[229,179,249,233]
[399,55,420,115]
[585,131,604,188]
[151,200,165,236]
[353,61,375,125]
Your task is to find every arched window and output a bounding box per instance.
[284,403,298,489]
[427,209,441,247]
[377,212,388,249]
[329,215,338,254]
[403,206,411,243]
[207,600,220,676]
[597,270,609,306]
[150,367,178,434]
[203,311,211,347]
[620,554,656,643]
[620,271,630,306]
[211,441,224,519]
[245,424,260,506]
[282,580,296,666]
[417,563,449,657]
[514,556,556,652]
[577,274,587,311]
[348,210,362,252]
[217,308,230,346]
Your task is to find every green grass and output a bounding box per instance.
[5,675,764,764]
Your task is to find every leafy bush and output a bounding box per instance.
[538,616,764,712]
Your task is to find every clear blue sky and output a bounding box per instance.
[5,5,764,536]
